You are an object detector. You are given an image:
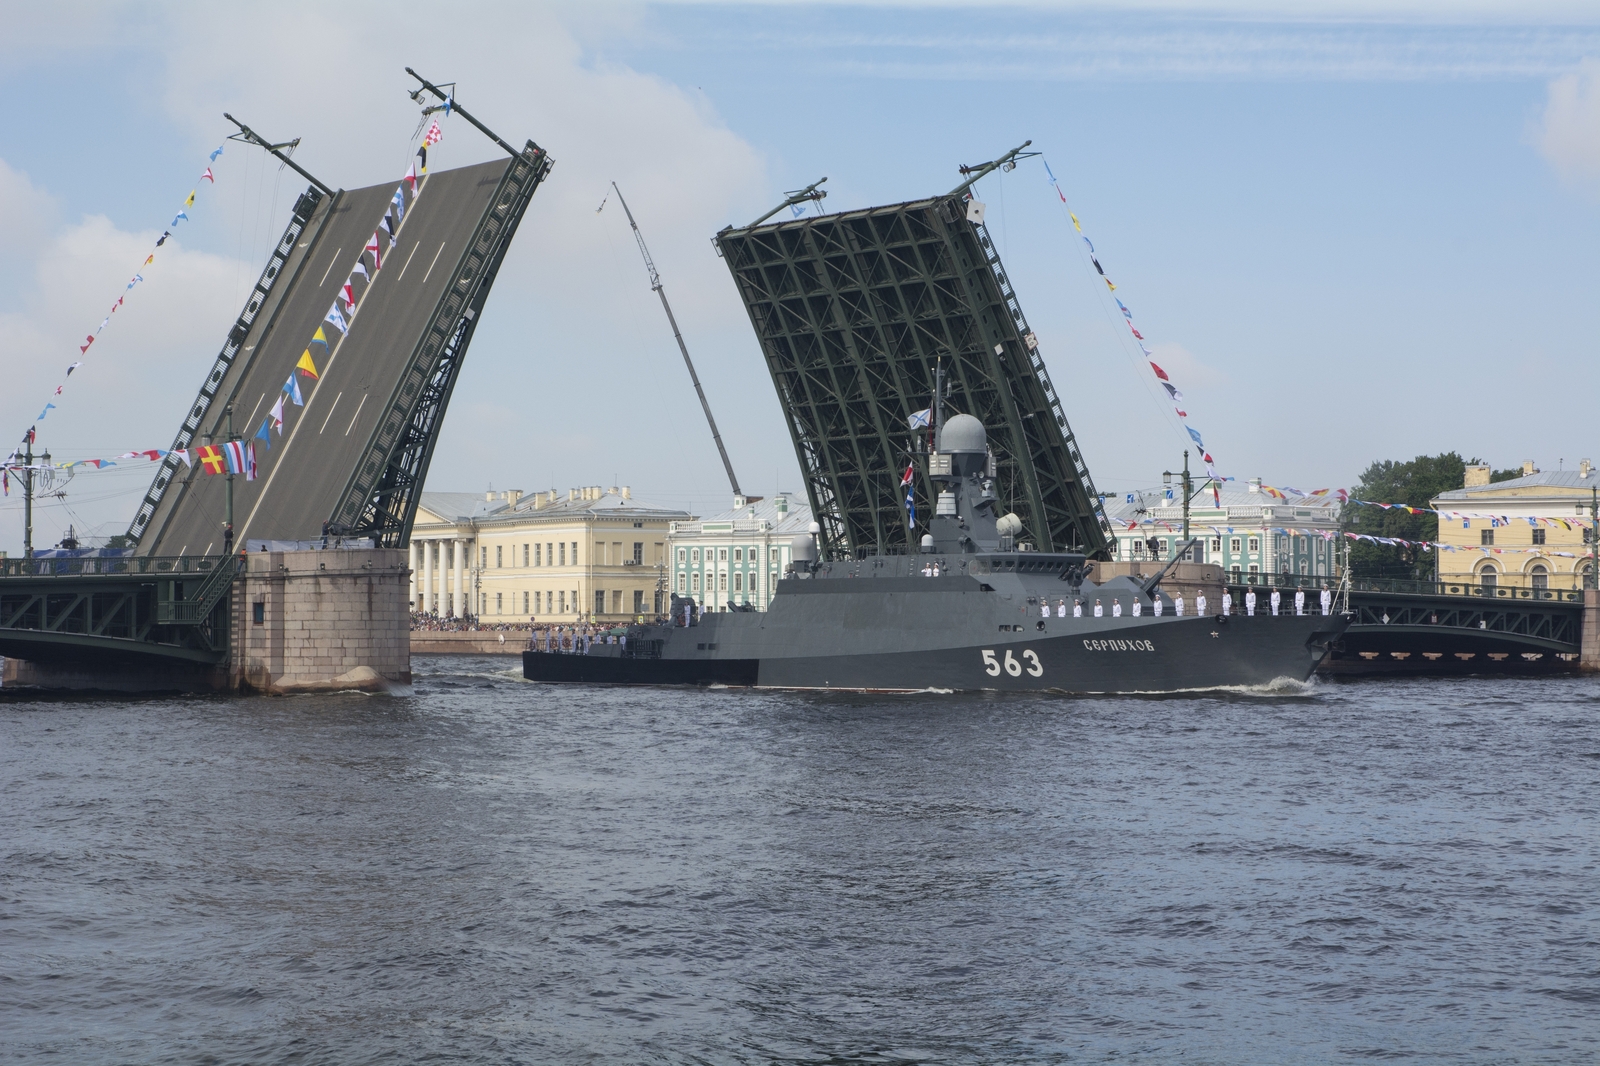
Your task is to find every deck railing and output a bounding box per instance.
[1220,571,1583,603]
[0,555,224,579]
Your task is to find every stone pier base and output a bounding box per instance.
[234,547,411,693]
[1582,590,1600,673]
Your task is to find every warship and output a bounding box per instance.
[523,414,1350,693]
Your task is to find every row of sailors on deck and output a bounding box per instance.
[1045,587,1336,618]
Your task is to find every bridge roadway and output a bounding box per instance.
[138,157,513,555]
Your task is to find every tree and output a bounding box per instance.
[1345,453,1478,581]
[1490,467,1524,483]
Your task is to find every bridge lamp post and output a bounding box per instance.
[21,437,50,561]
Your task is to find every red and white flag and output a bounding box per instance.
[403,163,418,196]
[341,281,355,309]
[423,120,443,147]
[900,464,914,488]
[200,167,214,183]
[364,235,382,270]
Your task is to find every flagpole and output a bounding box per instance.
[224,404,236,557]
[23,435,33,560]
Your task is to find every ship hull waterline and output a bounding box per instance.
[523,612,1347,695]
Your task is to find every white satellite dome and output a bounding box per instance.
[940,413,986,453]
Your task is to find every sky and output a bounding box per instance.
[1,1,1598,552]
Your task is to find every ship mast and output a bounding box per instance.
[611,183,742,498]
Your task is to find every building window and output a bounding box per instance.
[719,572,728,590]
[252,601,265,625]
[678,574,687,593]
[734,572,743,592]
[719,548,727,561]
[634,590,645,614]
[692,573,700,592]
[523,544,529,566]
[1299,559,1308,574]
[770,570,778,591]
[633,542,643,564]
[734,547,742,562]
[1481,529,1494,547]
[571,542,578,565]
[496,592,503,614]
[1231,538,1241,553]
[678,548,686,564]
[612,590,623,613]
[1210,538,1221,552]
[1248,537,1259,552]
[1248,564,1259,574]
[692,548,700,563]
[535,543,542,566]
[559,543,567,565]
[559,591,566,613]
[482,547,488,567]
[1231,564,1241,577]
[1479,566,1497,587]
[1533,528,1546,545]
[523,591,529,614]
[1130,540,1143,558]
[1530,564,1549,590]
[594,590,606,616]
[496,546,503,568]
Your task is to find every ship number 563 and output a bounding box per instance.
[981,648,1043,678]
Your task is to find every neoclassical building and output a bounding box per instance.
[411,486,690,622]
[666,492,813,611]
[1431,462,1598,591]
[1101,477,1342,581]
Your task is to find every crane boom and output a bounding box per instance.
[612,182,742,498]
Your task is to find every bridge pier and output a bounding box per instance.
[1583,591,1600,672]
[234,547,411,693]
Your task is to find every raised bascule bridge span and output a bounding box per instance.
[0,80,550,682]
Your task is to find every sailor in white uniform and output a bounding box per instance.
[1112,599,1122,618]
[1174,593,1185,617]
[1196,592,1208,616]
[1245,590,1257,616]
[1294,588,1306,616]
[1132,598,1142,617]
[1093,599,1104,618]
[1270,589,1281,616]
[1320,587,1333,615]
[1057,598,1067,617]
[1074,600,1084,617]
[1152,595,1164,617]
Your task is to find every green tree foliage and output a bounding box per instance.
[1490,467,1524,483]
[1345,453,1479,580]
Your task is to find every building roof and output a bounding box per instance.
[672,492,813,536]
[417,492,513,522]
[1102,482,1341,526]
[417,487,692,527]
[1434,469,1600,501]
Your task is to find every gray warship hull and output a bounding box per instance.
[523,573,1349,694]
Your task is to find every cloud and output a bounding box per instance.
[1535,57,1600,189]
[1144,342,1225,390]
[0,159,59,306]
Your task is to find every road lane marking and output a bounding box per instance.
[317,248,343,287]
[421,241,446,283]
[396,240,421,281]
[243,392,266,431]
[319,391,343,433]
[345,393,368,436]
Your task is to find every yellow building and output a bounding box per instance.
[1430,461,1599,591]
[411,486,691,622]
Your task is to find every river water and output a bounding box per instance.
[3,657,1598,1064]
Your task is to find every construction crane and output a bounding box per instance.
[610,182,742,498]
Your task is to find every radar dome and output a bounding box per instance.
[940,413,986,453]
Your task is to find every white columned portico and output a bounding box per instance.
[452,540,464,618]
[422,539,434,614]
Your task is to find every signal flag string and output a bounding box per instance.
[5,144,226,475]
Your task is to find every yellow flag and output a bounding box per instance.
[144,254,154,265]
[1104,277,1116,291]
[1070,212,1081,233]
[311,326,328,346]
[184,190,196,207]
[297,350,320,379]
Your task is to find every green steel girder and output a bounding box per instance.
[0,566,233,664]
[717,196,1110,560]
[1348,594,1580,650]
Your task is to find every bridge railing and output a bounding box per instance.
[0,555,226,579]
[1219,570,1583,603]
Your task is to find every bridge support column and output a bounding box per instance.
[1583,590,1600,672]
[409,541,419,609]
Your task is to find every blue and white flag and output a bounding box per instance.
[908,408,931,430]
[324,305,347,333]
[1186,426,1205,448]
[283,373,304,406]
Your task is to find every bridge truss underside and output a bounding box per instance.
[716,196,1109,560]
